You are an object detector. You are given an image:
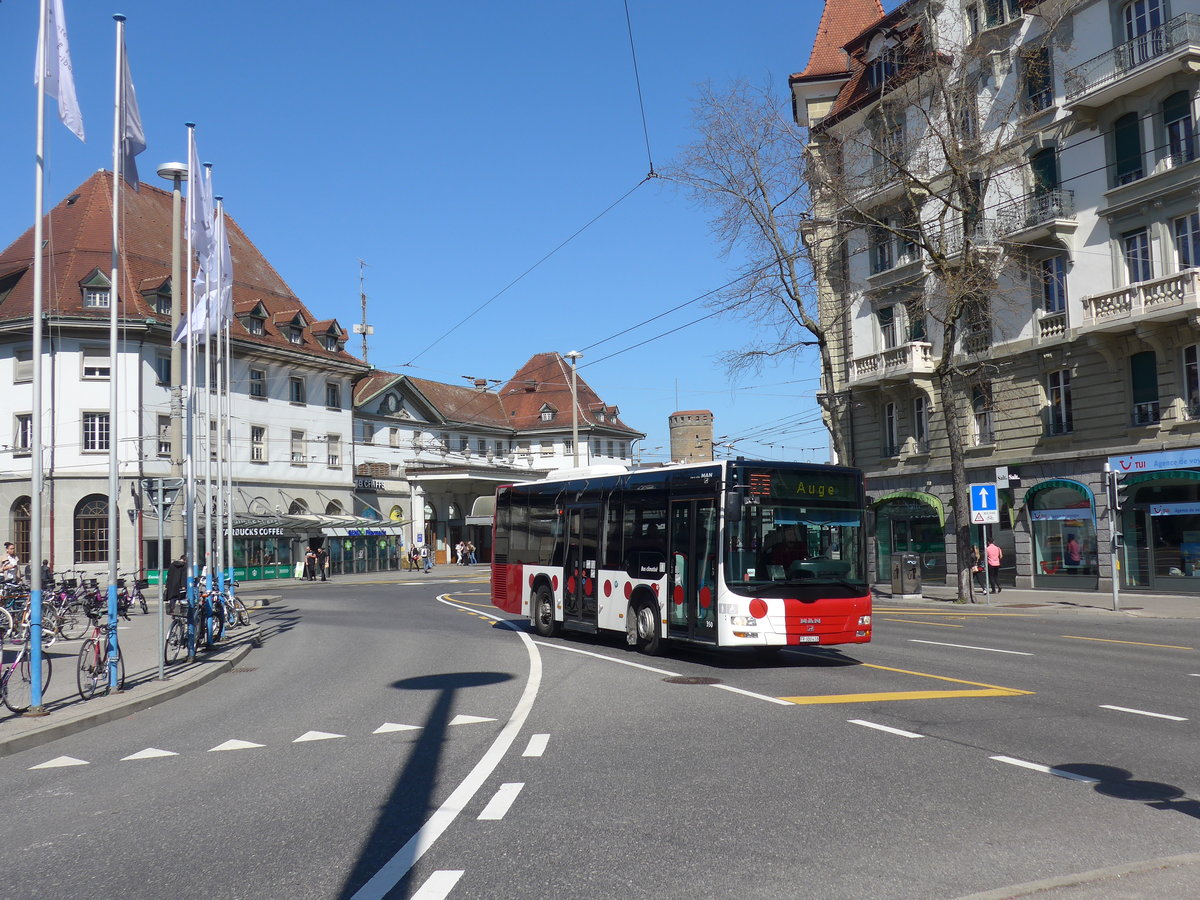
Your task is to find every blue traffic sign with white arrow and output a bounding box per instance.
[969,483,999,523]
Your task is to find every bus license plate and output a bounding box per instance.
[797,635,820,643]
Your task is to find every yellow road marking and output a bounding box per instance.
[881,617,964,628]
[781,688,1024,705]
[443,597,497,609]
[1061,635,1194,651]
[858,662,1031,693]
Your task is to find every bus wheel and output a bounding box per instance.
[532,586,560,638]
[635,600,662,656]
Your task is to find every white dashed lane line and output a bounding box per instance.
[990,755,1101,783]
[411,870,464,900]
[849,719,922,738]
[477,782,524,820]
[1099,704,1188,721]
[522,733,549,757]
[908,639,1033,656]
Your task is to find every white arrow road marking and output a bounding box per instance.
[1100,704,1188,721]
[478,782,524,820]
[293,730,346,743]
[373,722,421,734]
[411,871,464,900]
[849,719,923,738]
[449,714,495,726]
[208,739,264,752]
[522,734,550,757]
[991,755,1101,782]
[122,747,178,761]
[30,756,88,769]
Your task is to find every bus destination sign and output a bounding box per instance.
[743,469,858,503]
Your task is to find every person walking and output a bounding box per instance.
[1,542,19,584]
[304,547,318,582]
[969,545,985,599]
[409,546,420,571]
[986,538,1003,594]
[318,546,329,582]
[164,554,187,615]
[421,544,431,573]
[467,541,477,565]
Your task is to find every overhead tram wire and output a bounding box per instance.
[624,0,656,177]
[402,176,652,369]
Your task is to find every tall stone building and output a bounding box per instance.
[669,410,714,463]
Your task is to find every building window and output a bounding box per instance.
[245,316,264,336]
[325,382,341,409]
[1184,345,1200,418]
[82,412,109,451]
[1174,213,1200,269]
[362,422,375,445]
[323,334,338,351]
[157,415,170,458]
[14,347,33,383]
[153,292,170,316]
[458,435,469,453]
[883,402,898,457]
[870,225,894,273]
[327,434,341,467]
[966,3,981,38]
[74,495,109,563]
[1124,0,1164,41]
[251,425,266,462]
[154,352,171,386]
[249,368,266,398]
[11,497,30,569]
[1123,228,1152,284]
[606,440,615,458]
[972,385,994,445]
[390,427,400,448]
[913,395,929,451]
[84,288,110,309]
[540,409,554,422]
[1163,91,1196,168]
[865,46,901,90]
[288,376,306,404]
[1040,255,1067,312]
[984,0,1022,28]
[1130,350,1161,425]
[1020,45,1053,113]
[14,413,31,454]
[209,419,218,461]
[1047,370,1073,435]
[289,326,303,345]
[290,430,307,464]
[288,498,309,516]
[82,347,110,379]
[477,438,487,455]
[564,438,574,456]
[878,306,898,349]
[1113,112,1144,185]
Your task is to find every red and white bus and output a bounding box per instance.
[490,459,871,654]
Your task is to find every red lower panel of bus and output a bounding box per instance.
[779,595,871,644]
[492,562,523,614]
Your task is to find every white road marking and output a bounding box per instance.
[208,739,264,752]
[449,714,495,726]
[374,722,421,734]
[522,734,550,757]
[712,683,794,706]
[849,719,922,738]
[30,756,88,769]
[990,755,1101,783]
[478,782,524,820]
[1099,704,1188,721]
[293,730,345,743]
[909,639,1033,656]
[533,639,679,676]
[350,601,543,900]
[411,870,464,899]
[122,747,178,760]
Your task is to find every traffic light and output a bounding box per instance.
[1106,469,1125,512]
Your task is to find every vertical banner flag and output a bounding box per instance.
[37,0,85,142]
[175,133,215,343]
[210,205,233,335]
[120,38,146,188]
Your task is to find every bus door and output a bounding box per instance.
[668,498,718,643]
[563,504,599,630]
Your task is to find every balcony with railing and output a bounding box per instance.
[1035,308,1069,343]
[1065,14,1200,110]
[933,219,999,263]
[1132,400,1162,427]
[996,189,1077,245]
[849,341,935,386]
[1079,269,1200,334]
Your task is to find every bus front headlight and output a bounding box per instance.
[731,615,757,627]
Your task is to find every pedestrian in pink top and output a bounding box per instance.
[986,539,1002,594]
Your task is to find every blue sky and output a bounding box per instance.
[0,0,836,464]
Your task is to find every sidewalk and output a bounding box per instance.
[876,581,1200,619]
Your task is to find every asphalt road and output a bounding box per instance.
[2,582,1199,899]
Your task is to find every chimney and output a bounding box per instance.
[524,380,537,393]
[474,378,488,391]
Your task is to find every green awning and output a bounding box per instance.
[1022,478,1095,509]
[1124,470,1200,485]
[871,490,945,527]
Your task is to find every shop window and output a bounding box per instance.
[1029,484,1097,578]
[1130,350,1160,425]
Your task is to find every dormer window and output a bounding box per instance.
[289,326,303,345]
[246,316,264,335]
[865,45,901,90]
[538,403,557,422]
[80,270,111,309]
[324,334,338,351]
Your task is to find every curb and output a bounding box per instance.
[0,628,258,759]
[955,851,1200,899]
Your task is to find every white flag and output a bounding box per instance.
[187,133,214,262]
[208,209,234,334]
[36,0,85,142]
[120,39,146,188]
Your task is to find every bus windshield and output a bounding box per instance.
[724,499,867,596]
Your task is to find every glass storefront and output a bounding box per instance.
[1027,480,1098,588]
[1120,473,1200,592]
[874,493,945,582]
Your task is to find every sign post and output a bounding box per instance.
[969,483,1000,605]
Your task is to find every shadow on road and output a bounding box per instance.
[338,669,515,899]
[1053,763,1200,821]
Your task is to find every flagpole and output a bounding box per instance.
[214,197,227,604]
[185,123,198,659]
[105,14,126,691]
[225,319,235,598]
[27,0,50,715]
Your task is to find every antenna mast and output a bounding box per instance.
[353,259,374,363]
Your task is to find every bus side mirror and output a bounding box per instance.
[724,491,743,523]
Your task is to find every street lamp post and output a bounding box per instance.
[565,351,583,467]
[157,162,187,569]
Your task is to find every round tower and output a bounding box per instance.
[669,410,714,463]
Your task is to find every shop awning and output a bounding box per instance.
[466,494,496,527]
[1124,470,1200,485]
[871,491,944,527]
[227,514,407,538]
[1022,478,1094,506]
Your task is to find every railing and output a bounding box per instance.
[850,341,934,381]
[1037,309,1068,340]
[996,189,1076,234]
[1065,14,1200,100]
[1133,400,1161,426]
[935,219,998,258]
[1082,269,1200,325]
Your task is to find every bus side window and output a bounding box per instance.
[603,502,623,570]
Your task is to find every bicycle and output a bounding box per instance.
[1,631,52,714]
[116,573,149,616]
[77,608,127,700]
[50,574,90,641]
[164,603,190,665]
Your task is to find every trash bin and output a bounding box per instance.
[891,551,921,596]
